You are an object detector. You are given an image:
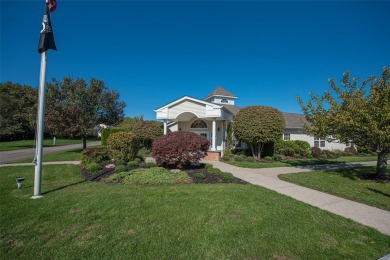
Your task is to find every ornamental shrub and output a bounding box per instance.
[273,154,283,161]
[81,148,110,167]
[151,131,210,168]
[275,140,311,157]
[128,158,141,167]
[115,164,127,173]
[245,156,256,162]
[264,156,273,161]
[85,163,101,176]
[195,173,205,179]
[106,131,141,162]
[311,147,322,158]
[344,147,358,155]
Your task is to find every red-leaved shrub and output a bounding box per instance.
[152,131,210,168]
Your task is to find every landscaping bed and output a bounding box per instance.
[81,162,249,185]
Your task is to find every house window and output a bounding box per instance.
[221,98,228,103]
[190,120,207,129]
[283,133,291,141]
[346,141,355,147]
[314,137,325,148]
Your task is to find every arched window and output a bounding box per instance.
[190,120,208,129]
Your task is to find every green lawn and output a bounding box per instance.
[230,156,377,168]
[1,165,389,259]
[0,138,99,151]
[279,167,390,211]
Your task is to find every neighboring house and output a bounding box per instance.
[154,86,352,160]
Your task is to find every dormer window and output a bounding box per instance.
[221,98,228,103]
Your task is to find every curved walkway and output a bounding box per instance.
[204,160,390,236]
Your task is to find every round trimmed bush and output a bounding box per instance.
[273,154,283,161]
[245,156,256,162]
[86,163,101,176]
[115,164,127,173]
[106,131,140,162]
[234,156,244,162]
[264,156,273,161]
[311,147,322,158]
[151,131,209,168]
[344,147,358,155]
[81,148,110,167]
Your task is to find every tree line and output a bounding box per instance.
[0,77,125,148]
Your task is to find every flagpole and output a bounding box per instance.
[32,50,48,199]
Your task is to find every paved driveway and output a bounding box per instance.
[0,141,101,164]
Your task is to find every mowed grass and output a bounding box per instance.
[279,167,390,211]
[230,155,377,168]
[0,138,99,151]
[1,165,389,259]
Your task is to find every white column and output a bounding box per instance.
[211,119,216,151]
[163,120,167,135]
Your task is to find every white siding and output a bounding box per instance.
[285,128,350,151]
[169,100,207,119]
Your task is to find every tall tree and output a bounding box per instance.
[297,67,390,178]
[0,82,38,140]
[45,77,126,148]
[234,106,285,159]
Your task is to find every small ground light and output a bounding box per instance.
[16,177,25,189]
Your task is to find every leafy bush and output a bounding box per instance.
[128,158,141,167]
[101,128,125,145]
[85,163,101,176]
[321,150,340,159]
[344,147,358,155]
[146,162,157,168]
[115,164,127,173]
[234,156,244,162]
[195,173,205,179]
[223,150,233,156]
[106,131,140,162]
[307,154,314,159]
[123,167,191,185]
[264,156,273,161]
[273,154,283,161]
[293,153,301,159]
[151,131,209,168]
[81,148,110,167]
[116,159,126,165]
[245,156,256,162]
[222,155,231,162]
[275,140,311,157]
[217,172,235,182]
[311,147,322,158]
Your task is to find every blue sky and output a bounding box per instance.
[1,1,389,120]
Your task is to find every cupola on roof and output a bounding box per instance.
[204,86,237,100]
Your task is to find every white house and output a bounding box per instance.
[155,86,352,160]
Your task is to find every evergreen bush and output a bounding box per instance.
[106,131,140,162]
[81,148,110,167]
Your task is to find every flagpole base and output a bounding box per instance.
[31,195,43,199]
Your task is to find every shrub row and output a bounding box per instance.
[275,140,311,157]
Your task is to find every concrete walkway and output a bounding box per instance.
[204,160,390,236]
[0,141,101,164]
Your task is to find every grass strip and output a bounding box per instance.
[279,166,390,211]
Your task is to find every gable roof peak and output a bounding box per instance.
[204,86,237,100]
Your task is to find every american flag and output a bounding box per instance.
[46,0,57,12]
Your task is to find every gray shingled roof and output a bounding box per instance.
[222,104,241,115]
[220,106,308,129]
[204,86,237,99]
[282,112,309,129]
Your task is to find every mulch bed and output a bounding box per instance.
[81,162,249,184]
